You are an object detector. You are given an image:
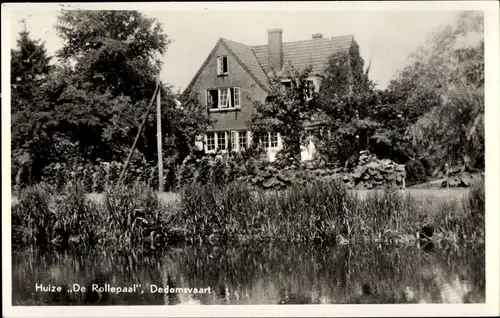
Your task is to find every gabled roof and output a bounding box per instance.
[221,38,269,91]
[184,34,355,94]
[252,35,354,75]
[183,38,269,95]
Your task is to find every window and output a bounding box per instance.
[239,131,247,149]
[207,132,216,151]
[281,78,315,98]
[262,133,269,148]
[270,132,278,148]
[231,87,241,107]
[317,127,332,138]
[207,87,241,110]
[207,89,219,109]
[281,80,292,91]
[219,88,229,108]
[217,132,227,150]
[217,56,228,75]
[305,79,315,99]
[230,131,239,151]
[319,128,326,138]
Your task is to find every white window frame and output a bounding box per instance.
[233,87,241,107]
[262,133,270,149]
[218,88,230,108]
[280,77,318,99]
[206,89,218,110]
[305,79,315,100]
[206,132,216,152]
[238,131,247,150]
[217,56,228,75]
[281,79,292,91]
[247,131,253,147]
[217,131,227,151]
[270,132,279,148]
[230,131,239,151]
[208,87,241,112]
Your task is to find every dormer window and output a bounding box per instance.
[281,78,316,100]
[305,79,315,99]
[281,79,292,90]
[217,56,228,75]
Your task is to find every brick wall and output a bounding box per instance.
[190,42,268,132]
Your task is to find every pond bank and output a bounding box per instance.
[11,180,484,252]
[11,187,472,206]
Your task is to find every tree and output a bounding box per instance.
[11,30,54,186]
[314,86,381,167]
[314,45,379,167]
[396,11,484,168]
[249,65,320,164]
[367,81,441,164]
[11,30,53,112]
[162,89,212,188]
[55,10,170,103]
[316,11,484,173]
[320,41,371,99]
[49,10,209,168]
[12,10,211,188]
[47,10,171,164]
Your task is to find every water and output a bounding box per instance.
[12,243,484,305]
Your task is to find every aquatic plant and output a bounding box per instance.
[12,181,180,252]
[178,180,485,245]
[12,179,485,251]
[11,183,55,248]
[99,181,184,251]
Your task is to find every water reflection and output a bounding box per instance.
[12,243,484,305]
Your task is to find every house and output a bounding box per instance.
[185,28,361,161]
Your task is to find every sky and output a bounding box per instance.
[7,4,462,92]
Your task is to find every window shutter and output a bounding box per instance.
[217,57,221,75]
[234,88,240,107]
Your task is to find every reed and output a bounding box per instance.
[178,180,485,245]
[12,181,180,252]
[12,179,485,251]
[12,183,54,248]
[99,181,181,251]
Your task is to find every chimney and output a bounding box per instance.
[268,28,283,71]
[312,33,323,39]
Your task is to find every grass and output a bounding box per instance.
[11,180,484,252]
[11,188,469,207]
[11,182,182,251]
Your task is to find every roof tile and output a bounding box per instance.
[221,38,269,90]
[252,35,354,76]
[213,35,353,91]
